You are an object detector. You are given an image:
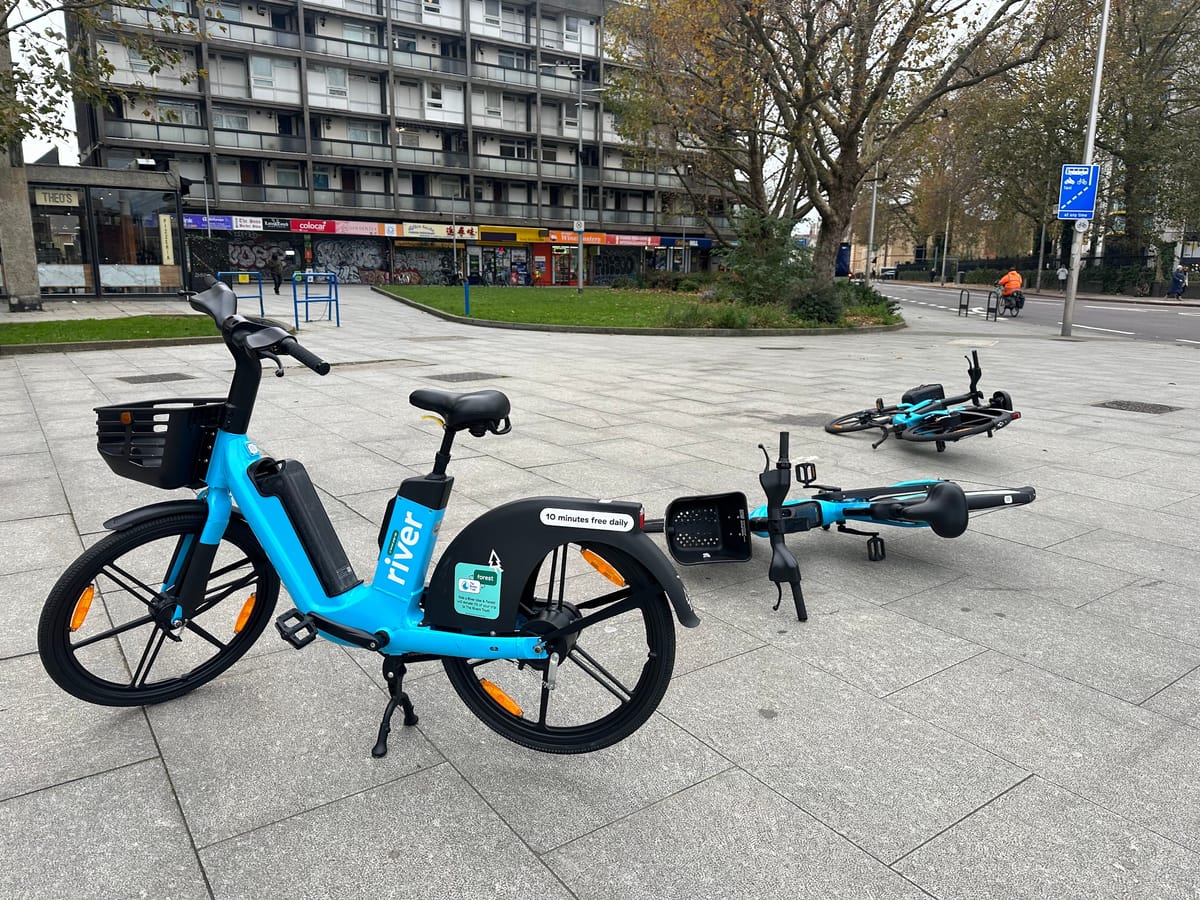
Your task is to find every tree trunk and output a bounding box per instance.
[0,33,42,311]
[813,202,851,284]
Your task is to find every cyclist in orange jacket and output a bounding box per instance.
[997,267,1023,297]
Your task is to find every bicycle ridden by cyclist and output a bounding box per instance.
[996,267,1024,310]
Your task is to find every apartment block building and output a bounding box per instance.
[71,0,724,286]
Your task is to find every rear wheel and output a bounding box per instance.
[38,511,279,706]
[443,542,675,754]
[825,407,896,434]
[900,409,1013,444]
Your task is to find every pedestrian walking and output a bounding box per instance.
[1056,265,1068,292]
[265,253,285,294]
[1167,265,1188,300]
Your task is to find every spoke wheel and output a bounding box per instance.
[825,408,895,434]
[900,409,1011,444]
[442,542,675,754]
[38,511,279,706]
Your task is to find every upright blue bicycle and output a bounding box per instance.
[38,280,698,756]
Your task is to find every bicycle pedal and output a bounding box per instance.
[867,536,886,561]
[275,608,318,649]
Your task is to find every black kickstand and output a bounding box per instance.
[372,655,419,758]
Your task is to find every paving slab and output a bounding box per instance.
[7,286,1200,899]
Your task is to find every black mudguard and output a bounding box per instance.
[103,498,257,535]
[103,499,210,531]
[425,496,699,632]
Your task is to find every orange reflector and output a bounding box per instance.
[233,593,256,634]
[580,548,626,587]
[70,585,96,632]
[120,411,132,425]
[480,679,523,716]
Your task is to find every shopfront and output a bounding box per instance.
[26,168,184,296]
[472,226,546,285]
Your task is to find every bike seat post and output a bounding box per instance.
[431,428,457,478]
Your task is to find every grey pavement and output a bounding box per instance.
[3,287,1200,899]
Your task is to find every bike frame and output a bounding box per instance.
[748,480,945,534]
[193,428,546,662]
[888,393,979,429]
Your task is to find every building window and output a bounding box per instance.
[127,48,152,74]
[325,66,348,96]
[398,129,420,147]
[483,0,500,26]
[392,29,416,51]
[563,102,577,129]
[212,1,240,21]
[484,90,501,116]
[313,167,330,189]
[348,119,383,143]
[275,165,303,187]
[565,15,580,41]
[210,55,249,97]
[251,56,275,87]
[211,107,249,130]
[427,82,443,109]
[343,21,376,44]
[498,138,527,159]
[541,145,557,162]
[497,48,525,70]
[155,99,201,125]
[423,0,440,12]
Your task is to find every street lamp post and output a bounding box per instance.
[865,161,879,286]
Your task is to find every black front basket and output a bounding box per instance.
[663,492,752,565]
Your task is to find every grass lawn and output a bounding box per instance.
[0,315,219,346]
[382,285,900,329]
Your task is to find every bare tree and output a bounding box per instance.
[610,0,1067,281]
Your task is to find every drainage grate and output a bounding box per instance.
[117,373,195,384]
[1093,400,1183,415]
[426,371,505,383]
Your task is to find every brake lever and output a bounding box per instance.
[262,351,285,377]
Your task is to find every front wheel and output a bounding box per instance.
[900,409,1013,444]
[442,542,675,754]
[38,511,280,706]
[825,407,896,434]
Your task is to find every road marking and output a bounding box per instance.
[1177,339,1200,345]
[1084,306,1163,313]
[1178,312,1200,317]
[1056,322,1135,335]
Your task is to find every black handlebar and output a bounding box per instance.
[759,432,808,622]
[280,337,331,376]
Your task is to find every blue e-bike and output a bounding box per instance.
[38,280,698,756]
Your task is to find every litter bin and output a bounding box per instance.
[956,272,965,284]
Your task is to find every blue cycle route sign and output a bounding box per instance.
[1058,164,1100,220]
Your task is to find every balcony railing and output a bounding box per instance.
[218,183,310,203]
[308,93,385,115]
[474,156,538,176]
[313,189,394,208]
[106,5,199,31]
[305,35,389,65]
[306,0,382,16]
[391,49,467,75]
[395,146,469,168]
[602,209,657,226]
[601,167,683,188]
[471,61,537,88]
[213,129,307,154]
[205,20,300,48]
[397,196,470,213]
[104,119,207,144]
[311,138,392,161]
[472,200,539,218]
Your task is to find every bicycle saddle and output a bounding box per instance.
[409,388,511,434]
[898,481,969,538]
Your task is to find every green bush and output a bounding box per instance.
[962,268,1005,285]
[610,276,637,289]
[645,270,683,291]
[786,283,843,324]
[721,210,812,305]
[677,278,702,292]
[661,302,750,329]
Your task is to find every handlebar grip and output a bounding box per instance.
[280,337,331,375]
[778,431,789,461]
